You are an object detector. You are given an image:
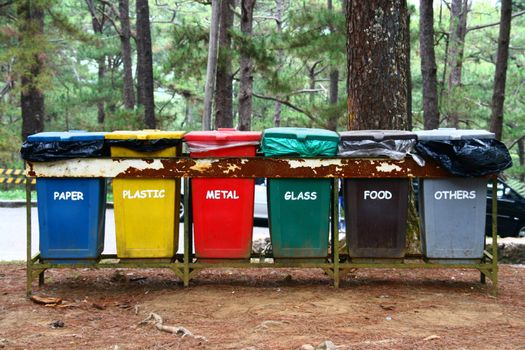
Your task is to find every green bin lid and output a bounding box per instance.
[261,127,339,157]
[262,127,339,142]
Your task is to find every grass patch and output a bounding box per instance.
[0,189,36,200]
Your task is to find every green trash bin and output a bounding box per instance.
[261,127,340,260]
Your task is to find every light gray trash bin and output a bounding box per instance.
[415,128,494,262]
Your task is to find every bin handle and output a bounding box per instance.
[217,128,236,140]
[297,132,308,142]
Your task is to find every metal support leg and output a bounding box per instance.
[480,271,486,284]
[26,172,33,298]
[491,177,499,296]
[38,270,45,286]
[332,179,340,288]
[183,178,191,287]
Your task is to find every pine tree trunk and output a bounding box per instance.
[119,0,135,110]
[406,8,412,131]
[446,0,468,128]
[18,1,45,140]
[273,0,285,127]
[239,0,256,131]
[518,138,524,183]
[214,0,235,129]
[346,0,409,130]
[326,69,339,131]
[203,0,221,131]
[136,0,155,128]
[86,0,106,124]
[96,58,106,123]
[325,0,339,131]
[490,0,512,141]
[419,0,439,130]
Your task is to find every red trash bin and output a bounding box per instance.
[184,128,261,259]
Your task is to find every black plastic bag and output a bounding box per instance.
[20,140,109,162]
[415,139,512,177]
[106,139,181,153]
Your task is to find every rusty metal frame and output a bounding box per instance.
[25,157,498,296]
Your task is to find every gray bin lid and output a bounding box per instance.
[415,128,495,141]
[339,130,416,141]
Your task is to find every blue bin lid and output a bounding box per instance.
[27,130,107,142]
[415,128,494,141]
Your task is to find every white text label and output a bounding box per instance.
[205,190,240,200]
[363,190,392,200]
[122,189,166,199]
[284,191,317,201]
[53,191,84,201]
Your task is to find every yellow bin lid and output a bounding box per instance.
[105,130,186,140]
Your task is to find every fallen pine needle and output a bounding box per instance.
[424,335,440,341]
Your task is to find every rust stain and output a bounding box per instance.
[28,157,452,179]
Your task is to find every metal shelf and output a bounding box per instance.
[25,157,498,296]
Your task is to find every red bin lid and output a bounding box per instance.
[184,128,261,142]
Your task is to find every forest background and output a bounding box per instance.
[0,0,523,183]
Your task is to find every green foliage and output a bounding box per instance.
[410,1,524,180]
[0,0,523,181]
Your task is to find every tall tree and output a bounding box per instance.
[136,0,155,128]
[119,0,135,110]
[203,0,221,130]
[519,139,524,182]
[238,0,256,131]
[445,0,469,128]
[273,0,285,127]
[326,0,339,131]
[214,0,235,129]
[405,4,413,130]
[490,0,512,141]
[419,0,439,130]
[18,0,45,140]
[85,0,106,124]
[346,0,410,130]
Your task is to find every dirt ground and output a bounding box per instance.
[0,264,524,350]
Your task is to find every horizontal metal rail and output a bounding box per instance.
[26,157,453,179]
[25,158,498,296]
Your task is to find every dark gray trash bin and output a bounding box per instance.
[415,128,494,262]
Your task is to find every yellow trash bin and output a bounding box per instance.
[105,130,185,258]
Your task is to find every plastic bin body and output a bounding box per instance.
[419,178,486,260]
[37,178,106,262]
[416,128,493,262]
[261,127,339,259]
[27,131,107,262]
[339,130,416,258]
[267,178,332,258]
[105,130,185,258]
[344,178,409,258]
[185,129,261,259]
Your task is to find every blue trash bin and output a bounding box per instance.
[26,131,107,263]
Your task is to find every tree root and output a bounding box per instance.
[139,313,207,342]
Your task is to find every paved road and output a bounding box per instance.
[0,207,270,261]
